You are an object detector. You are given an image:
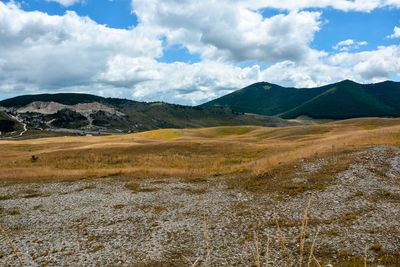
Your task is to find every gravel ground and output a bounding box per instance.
[0,145,399,266]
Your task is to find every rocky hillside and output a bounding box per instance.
[0,93,299,137]
[1,145,399,265]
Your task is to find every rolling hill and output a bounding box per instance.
[201,80,400,119]
[0,93,297,137]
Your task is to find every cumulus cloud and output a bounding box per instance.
[327,45,400,80]
[333,39,368,51]
[132,0,322,64]
[97,57,262,104]
[0,2,162,91]
[0,2,266,104]
[96,45,400,104]
[388,26,400,38]
[0,1,400,105]
[46,0,84,7]
[260,45,400,89]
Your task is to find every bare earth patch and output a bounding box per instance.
[0,145,399,266]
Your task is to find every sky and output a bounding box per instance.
[0,0,399,105]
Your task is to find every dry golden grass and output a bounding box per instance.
[1,118,399,183]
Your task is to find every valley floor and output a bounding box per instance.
[1,145,400,266]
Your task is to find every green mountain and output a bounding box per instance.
[0,112,17,132]
[0,93,299,137]
[201,80,400,119]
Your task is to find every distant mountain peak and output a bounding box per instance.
[201,80,400,119]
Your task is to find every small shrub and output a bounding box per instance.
[343,214,357,221]
[97,171,123,178]
[185,187,207,194]
[183,177,208,183]
[39,251,49,257]
[22,192,42,199]
[0,195,12,201]
[76,185,96,192]
[7,210,20,215]
[93,244,104,252]
[33,205,43,210]
[153,206,167,214]
[139,187,158,193]
[369,243,382,252]
[338,250,349,257]
[326,229,339,236]
[355,190,364,196]
[125,182,140,192]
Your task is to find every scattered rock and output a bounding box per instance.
[0,145,399,265]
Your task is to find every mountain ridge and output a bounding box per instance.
[201,80,400,119]
[0,93,297,137]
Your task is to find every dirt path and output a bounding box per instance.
[8,114,27,136]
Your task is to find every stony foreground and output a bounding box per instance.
[0,146,400,266]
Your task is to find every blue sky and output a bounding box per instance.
[16,1,400,63]
[19,0,137,29]
[0,0,399,104]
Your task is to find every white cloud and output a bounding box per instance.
[131,0,400,15]
[132,0,322,64]
[388,26,400,38]
[97,57,262,104]
[242,0,400,12]
[272,45,398,83]
[333,39,368,51]
[96,45,400,105]
[0,1,400,105]
[0,2,162,91]
[327,45,400,80]
[0,2,266,104]
[46,0,84,7]
[259,45,400,90]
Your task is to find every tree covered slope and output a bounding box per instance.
[201,80,400,119]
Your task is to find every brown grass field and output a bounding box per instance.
[1,117,399,184]
[1,117,400,266]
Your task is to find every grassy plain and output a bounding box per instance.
[1,117,399,184]
[1,117,400,265]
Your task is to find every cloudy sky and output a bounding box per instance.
[0,0,399,105]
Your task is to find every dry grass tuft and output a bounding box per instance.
[0,224,24,266]
[69,219,87,265]
[125,182,140,192]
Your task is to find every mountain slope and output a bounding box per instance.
[201,82,325,115]
[0,93,298,137]
[0,111,18,132]
[0,93,106,107]
[201,80,400,119]
[280,80,398,119]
